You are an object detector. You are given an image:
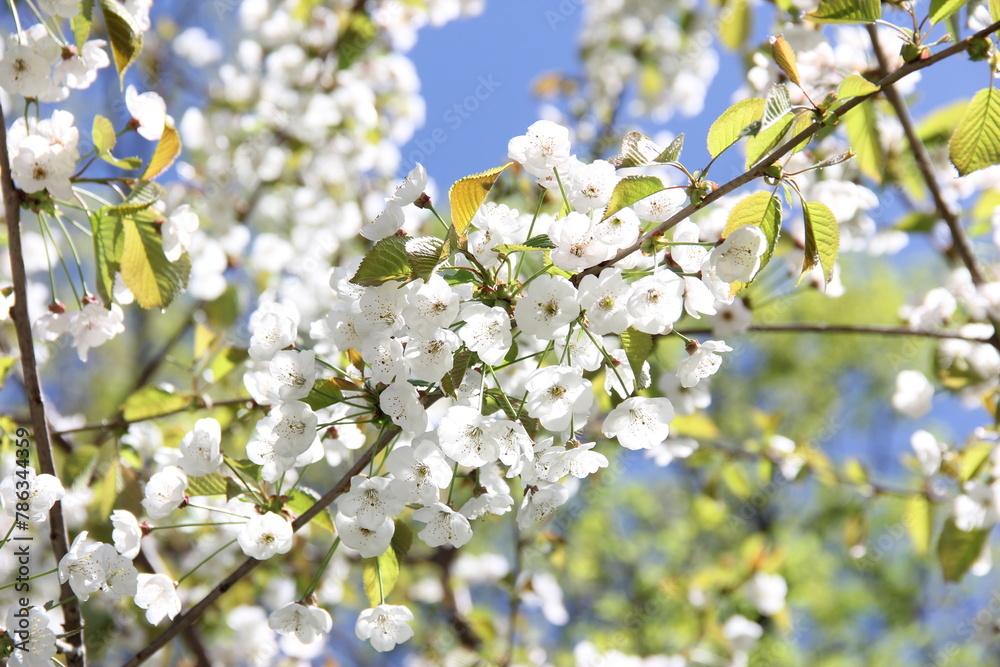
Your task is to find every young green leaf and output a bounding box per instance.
[804,0,881,23]
[106,180,164,216]
[619,327,653,391]
[100,153,143,170]
[707,98,766,158]
[720,0,752,50]
[99,0,143,84]
[187,473,229,497]
[844,100,884,183]
[141,123,182,180]
[992,0,1000,21]
[905,494,933,556]
[493,233,557,255]
[722,191,782,282]
[601,175,665,221]
[769,35,801,87]
[338,12,378,70]
[350,235,413,286]
[120,218,192,309]
[449,163,513,236]
[937,517,990,582]
[72,0,94,49]
[746,112,794,168]
[406,236,445,282]
[655,133,685,163]
[761,84,792,131]
[284,488,335,533]
[92,115,116,153]
[363,549,400,607]
[613,131,664,168]
[837,73,880,99]
[90,211,124,307]
[121,385,193,421]
[801,200,839,283]
[949,86,1000,176]
[929,0,969,23]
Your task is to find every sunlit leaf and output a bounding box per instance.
[602,176,665,221]
[449,163,513,236]
[350,235,413,286]
[950,87,1000,176]
[707,98,766,158]
[937,517,989,582]
[801,200,839,283]
[804,0,881,23]
[141,123,182,180]
[120,217,191,308]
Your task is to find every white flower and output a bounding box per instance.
[249,312,297,361]
[58,531,107,601]
[627,272,685,334]
[0,43,50,98]
[633,188,687,222]
[178,417,224,477]
[517,482,570,530]
[542,441,609,480]
[0,290,13,321]
[5,606,57,667]
[162,205,199,262]
[437,405,501,467]
[910,430,944,476]
[67,303,125,362]
[494,419,534,476]
[384,440,453,505]
[141,466,187,519]
[677,340,732,388]
[670,220,708,273]
[379,380,428,435]
[722,614,763,652]
[257,401,318,459]
[953,481,1000,532]
[0,467,64,523]
[549,211,612,272]
[708,298,753,337]
[357,282,408,336]
[524,365,594,432]
[644,437,698,467]
[460,463,514,518]
[363,335,406,384]
[514,274,580,340]
[766,435,805,480]
[682,276,717,318]
[360,202,405,241]
[602,397,675,450]
[268,602,333,644]
[388,162,427,205]
[891,369,933,419]
[746,572,787,615]
[11,135,76,200]
[338,475,407,530]
[413,502,473,548]
[578,268,633,335]
[238,512,294,560]
[268,350,316,402]
[459,303,512,365]
[335,511,394,558]
[111,509,143,559]
[403,274,460,335]
[134,573,181,625]
[708,225,768,284]
[125,85,167,140]
[100,544,138,599]
[404,328,461,382]
[355,604,415,652]
[54,39,110,90]
[507,120,572,179]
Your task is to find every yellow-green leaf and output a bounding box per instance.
[338,12,378,70]
[917,100,969,147]
[350,235,413,286]
[720,0,752,50]
[937,517,989,582]
[92,115,116,154]
[121,385,193,421]
[746,112,794,168]
[99,0,143,84]
[406,236,444,282]
[992,0,1000,22]
[801,200,839,283]
[449,163,513,236]
[187,473,229,497]
[0,356,14,390]
[804,0,881,23]
[929,0,969,23]
[905,494,933,556]
[120,218,191,308]
[601,176,665,221]
[72,0,94,49]
[614,131,664,168]
[707,98,766,158]
[96,461,119,519]
[656,133,685,163]
[142,123,182,180]
[619,327,653,391]
[106,180,164,216]
[837,73,880,99]
[950,86,1000,176]
[844,99,884,183]
[284,487,335,533]
[90,211,123,307]
[769,34,800,87]
[723,191,782,290]
[363,549,400,607]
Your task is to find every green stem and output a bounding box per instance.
[148,522,245,531]
[177,538,237,585]
[304,538,340,597]
[0,566,58,591]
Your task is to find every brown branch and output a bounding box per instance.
[51,397,258,437]
[572,19,1000,287]
[0,102,86,665]
[679,322,992,341]
[123,418,406,667]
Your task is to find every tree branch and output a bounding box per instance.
[0,101,86,665]
[572,19,1000,286]
[679,322,992,341]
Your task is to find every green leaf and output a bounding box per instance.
[837,73,880,99]
[391,518,413,557]
[917,100,969,146]
[746,110,794,168]
[804,0,881,23]
[406,236,444,282]
[761,84,792,131]
[905,494,933,556]
[0,356,15,390]
[493,234,556,254]
[301,378,345,411]
[950,86,1000,176]
[100,153,142,170]
[619,327,652,392]
[187,473,229,497]
[895,211,938,232]
[350,235,413,286]
[801,201,839,283]
[71,0,94,49]
[707,98,766,158]
[284,487,335,533]
[720,0,752,50]
[613,131,664,168]
[957,442,994,482]
[655,134,685,163]
[121,385,193,421]
[99,0,143,84]
[449,163,513,236]
[229,458,262,483]
[992,0,1000,22]
[141,123,182,180]
[338,12,378,70]
[844,100,884,183]
[92,115,116,154]
[90,211,123,307]
[601,176,665,221]
[722,191,782,286]
[363,549,400,607]
[770,34,801,87]
[929,0,968,23]
[120,217,191,309]
[442,348,472,398]
[95,461,119,519]
[206,347,249,385]
[106,181,164,216]
[937,517,989,582]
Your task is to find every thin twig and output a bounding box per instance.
[680,322,992,341]
[51,397,257,437]
[0,102,86,664]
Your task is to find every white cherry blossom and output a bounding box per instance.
[238,512,294,560]
[354,604,415,652]
[134,573,182,625]
[413,502,473,548]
